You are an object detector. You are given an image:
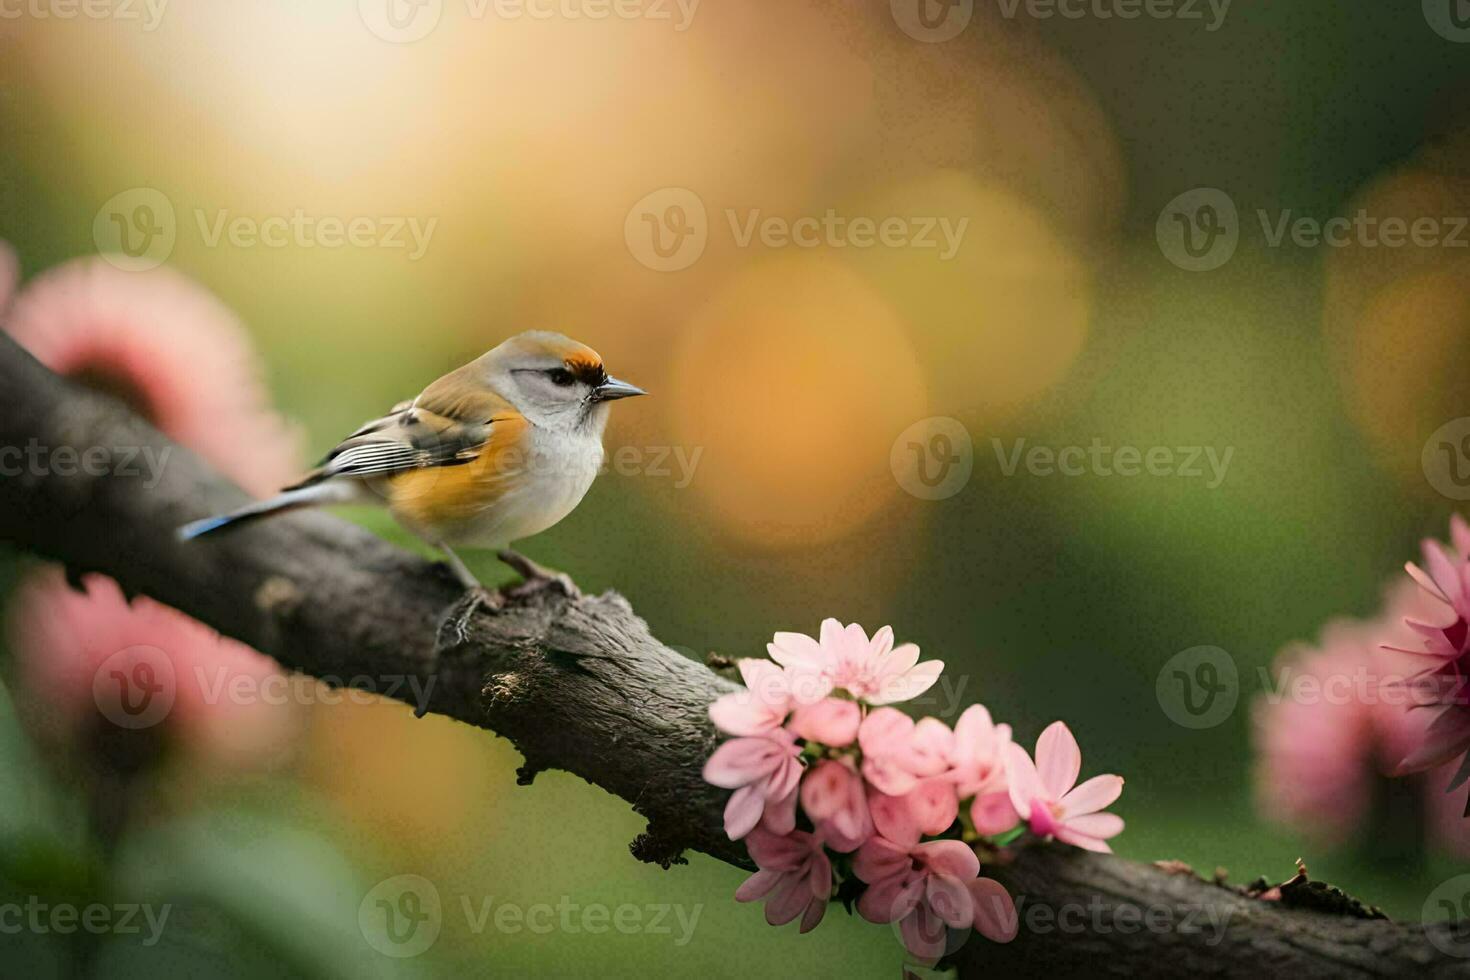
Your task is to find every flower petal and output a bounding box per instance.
[857,874,924,924]
[968,878,1018,943]
[1060,774,1124,818]
[767,631,824,669]
[915,839,980,880]
[735,868,783,902]
[765,876,811,926]
[868,660,944,706]
[745,828,811,869]
[724,783,765,839]
[852,835,910,883]
[868,789,921,848]
[898,904,946,963]
[702,736,784,788]
[709,691,781,737]
[970,792,1020,836]
[1053,827,1113,852]
[787,698,860,747]
[1035,721,1082,797]
[926,873,974,928]
[1065,812,1124,839]
[1004,741,1044,815]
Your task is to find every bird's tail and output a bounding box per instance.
[177,483,351,541]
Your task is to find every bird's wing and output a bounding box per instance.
[285,379,516,490]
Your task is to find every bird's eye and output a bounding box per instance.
[547,368,576,387]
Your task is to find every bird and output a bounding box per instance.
[178,330,645,644]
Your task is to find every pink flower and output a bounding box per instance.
[703,727,802,840]
[854,837,1016,961]
[3,256,301,496]
[945,704,1020,835]
[799,757,873,852]
[709,659,797,736]
[787,697,861,747]
[1388,518,1470,777]
[859,707,952,796]
[735,828,832,933]
[768,619,943,706]
[867,777,959,847]
[1006,722,1124,852]
[5,568,298,766]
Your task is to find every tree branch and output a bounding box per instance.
[0,332,1464,977]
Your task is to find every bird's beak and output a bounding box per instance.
[594,376,647,401]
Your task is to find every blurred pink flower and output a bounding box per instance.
[3,255,301,495]
[1389,518,1470,779]
[945,703,1020,835]
[1006,721,1124,853]
[799,757,873,852]
[703,728,802,839]
[767,619,943,706]
[5,568,295,765]
[854,837,1015,961]
[1255,578,1470,850]
[735,828,832,934]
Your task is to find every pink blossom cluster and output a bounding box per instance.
[702,619,1125,963]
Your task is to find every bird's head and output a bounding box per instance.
[478,330,645,432]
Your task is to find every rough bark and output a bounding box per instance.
[0,332,1466,977]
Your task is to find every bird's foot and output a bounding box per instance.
[435,586,502,651]
[498,549,581,600]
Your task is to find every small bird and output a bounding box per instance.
[179,330,645,641]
